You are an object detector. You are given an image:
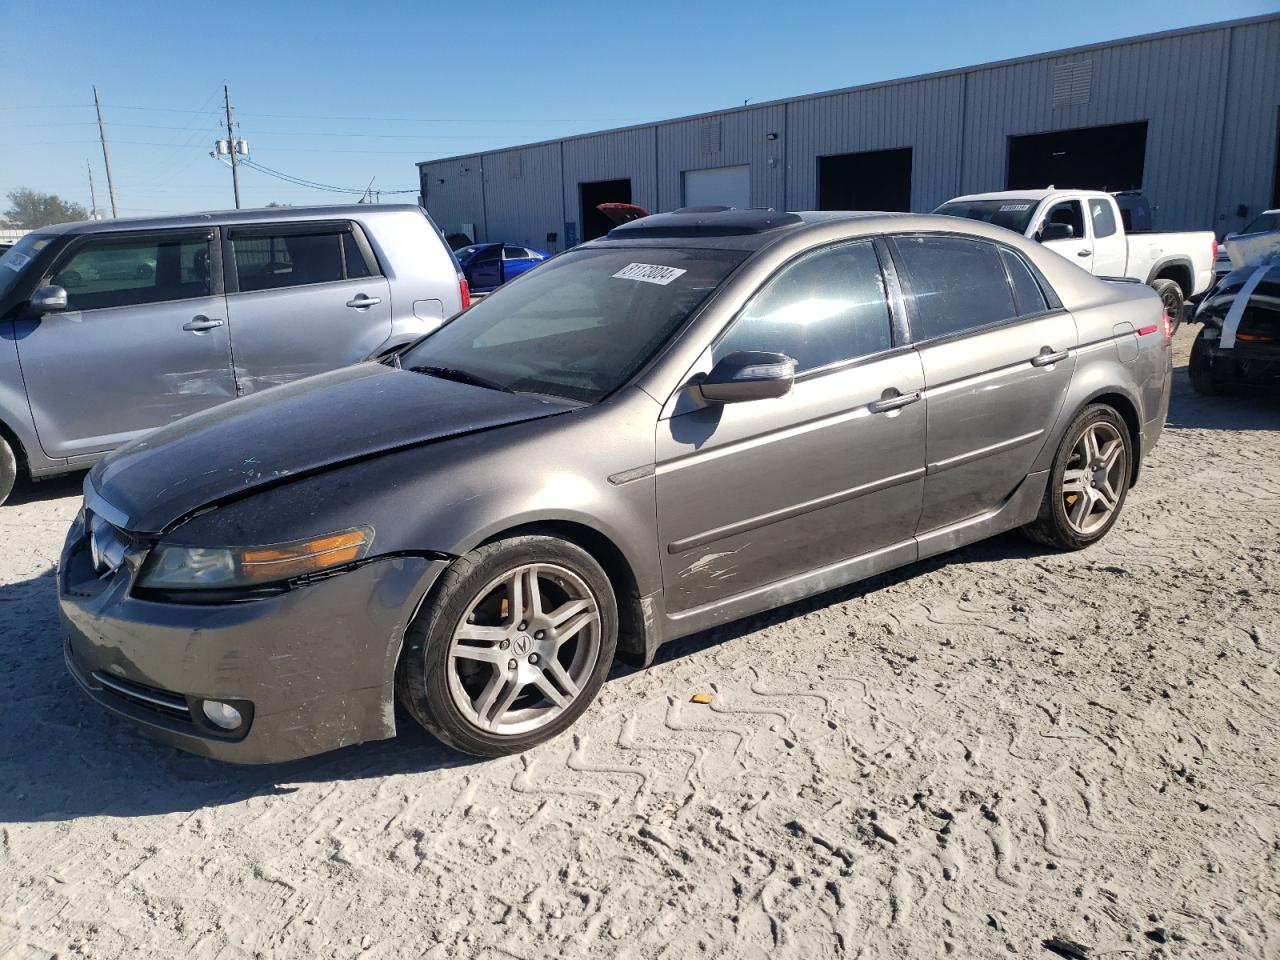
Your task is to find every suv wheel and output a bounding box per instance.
[1152,278,1184,334]
[1024,404,1132,550]
[1189,329,1227,396]
[396,535,617,756]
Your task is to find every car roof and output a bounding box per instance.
[33,204,425,237]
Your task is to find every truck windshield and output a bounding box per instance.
[933,200,1040,235]
[399,245,746,403]
[0,234,55,302]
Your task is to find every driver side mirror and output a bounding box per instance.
[1038,222,1075,242]
[698,351,796,404]
[30,285,68,314]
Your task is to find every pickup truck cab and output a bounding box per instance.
[936,189,1216,326]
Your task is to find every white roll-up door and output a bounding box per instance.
[682,165,750,209]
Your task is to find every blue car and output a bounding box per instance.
[454,242,549,292]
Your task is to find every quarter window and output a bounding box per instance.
[1089,198,1118,239]
[715,240,892,373]
[232,226,373,292]
[1000,248,1048,316]
[893,236,1017,340]
[51,234,212,311]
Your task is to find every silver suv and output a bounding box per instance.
[0,204,466,503]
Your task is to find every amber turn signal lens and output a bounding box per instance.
[239,529,371,581]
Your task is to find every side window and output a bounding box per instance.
[51,234,211,311]
[234,228,372,292]
[503,246,530,260]
[1000,248,1048,316]
[472,246,501,266]
[342,233,373,279]
[893,236,1017,340]
[714,240,892,373]
[1043,201,1085,240]
[1089,198,1117,239]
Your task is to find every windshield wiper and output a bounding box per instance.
[407,365,514,393]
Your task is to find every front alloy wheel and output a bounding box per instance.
[397,535,617,756]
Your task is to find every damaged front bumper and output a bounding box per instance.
[59,524,449,764]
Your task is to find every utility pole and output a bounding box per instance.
[92,86,119,218]
[86,159,99,219]
[224,83,241,209]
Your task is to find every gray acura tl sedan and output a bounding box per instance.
[60,208,1173,762]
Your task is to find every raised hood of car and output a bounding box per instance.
[88,362,576,534]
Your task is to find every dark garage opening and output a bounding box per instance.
[579,178,632,241]
[1008,121,1148,192]
[818,147,913,212]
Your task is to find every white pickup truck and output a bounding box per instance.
[935,189,1217,326]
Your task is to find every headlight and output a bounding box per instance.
[138,527,373,591]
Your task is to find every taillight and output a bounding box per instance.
[458,276,471,310]
[1212,238,1218,263]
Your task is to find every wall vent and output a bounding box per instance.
[701,121,722,155]
[509,155,523,179]
[1052,59,1092,108]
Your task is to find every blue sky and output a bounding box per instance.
[2,0,1273,218]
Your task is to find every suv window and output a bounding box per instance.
[1043,200,1085,240]
[715,240,892,372]
[1000,247,1048,316]
[51,234,211,311]
[1089,198,1118,239]
[233,226,371,292]
[893,235,1017,340]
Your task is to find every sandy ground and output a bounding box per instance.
[1,324,1278,960]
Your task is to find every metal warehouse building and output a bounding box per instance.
[418,14,1280,253]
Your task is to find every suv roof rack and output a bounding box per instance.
[605,208,803,239]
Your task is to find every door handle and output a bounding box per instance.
[869,390,922,413]
[1031,347,1070,367]
[346,295,382,309]
[183,316,224,331]
[1076,249,1092,257]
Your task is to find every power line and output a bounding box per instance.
[238,157,417,195]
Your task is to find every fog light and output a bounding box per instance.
[201,699,243,730]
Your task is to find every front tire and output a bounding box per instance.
[0,436,17,506]
[1024,404,1132,550]
[396,535,617,756]
[1189,329,1226,396]
[1152,278,1184,334]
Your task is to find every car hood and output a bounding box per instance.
[88,362,577,534]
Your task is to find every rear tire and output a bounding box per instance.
[1023,404,1132,551]
[396,535,617,756]
[1152,278,1184,334]
[1189,330,1225,396]
[0,436,17,506]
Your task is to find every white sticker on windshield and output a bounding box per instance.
[613,262,687,285]
[999,203,1032,212]
[2,251,30,271]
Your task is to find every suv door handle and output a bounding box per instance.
[346,295,382,309]
[1076,249,1092,257]
[869,390,922,413]
[183,316,224,331]
[1031,348,1070,367]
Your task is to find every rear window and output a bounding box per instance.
[893,235,1017,340]
[232,225,375,292]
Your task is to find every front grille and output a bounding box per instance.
[91,670,193,724]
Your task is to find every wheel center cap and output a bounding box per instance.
[513,634,533,656]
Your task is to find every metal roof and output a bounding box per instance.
[34,204,424,236]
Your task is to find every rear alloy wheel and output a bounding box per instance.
[397,535,617,756]
[1152,278,1184,334]
[1024,404,1132,550]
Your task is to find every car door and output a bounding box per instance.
[656,239,926,614]
[223,221,392,394]
[889,234,1078,533]
[1038,199,1094,273]
[1086,196,1127,277]
[502,245,539,281]
[13,228,236,460]
[468,245,503,290]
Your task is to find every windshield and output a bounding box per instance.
[399,246,746,403]
[0,234,55,302]
[933,199,1040,235]
[1242,213,1280,235]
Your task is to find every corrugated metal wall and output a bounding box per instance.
[419,15,1279,248]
